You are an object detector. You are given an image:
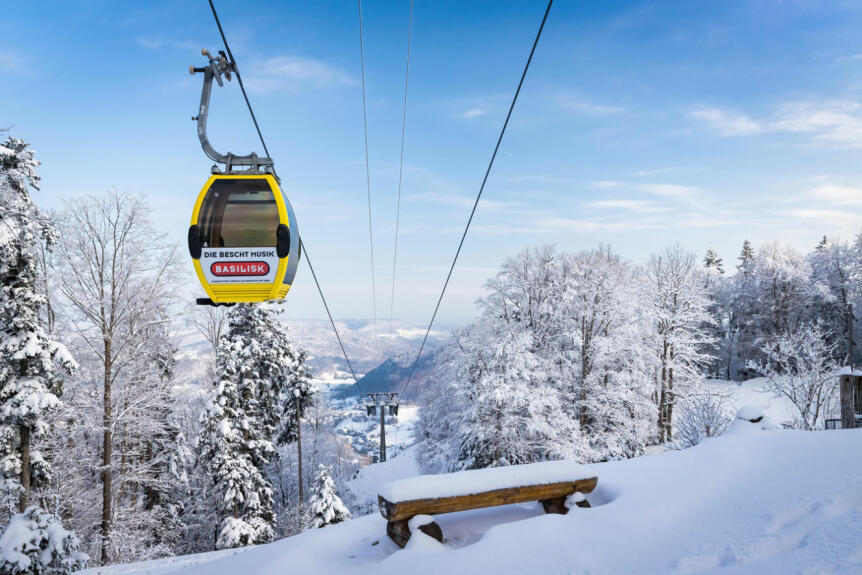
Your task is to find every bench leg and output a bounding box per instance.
[386,519,444,548]
[541,495,591,514]
[540,496,569,515]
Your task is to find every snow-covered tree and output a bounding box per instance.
[198,303,302,549]
[418,246,656,470]
[704,248,724,274]
[673,388,733,448]
[752,322,840,430]
[641,245,716,442]
[737,239,754,274]
[0,137,76,512]
[0,506,88,574]
[307,465,350,528]
[276,342,316,510]
[54,190,180,564]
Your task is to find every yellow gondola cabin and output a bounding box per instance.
[188,174,299,304]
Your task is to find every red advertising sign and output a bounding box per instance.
[210,261,270,277]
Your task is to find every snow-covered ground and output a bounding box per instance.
[86,419,862,575]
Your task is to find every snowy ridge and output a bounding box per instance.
[378,460,594,503]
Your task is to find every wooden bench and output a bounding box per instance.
[377,461,598,547]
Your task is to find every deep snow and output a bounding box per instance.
[86,421,862,575]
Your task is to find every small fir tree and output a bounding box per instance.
[0,506,88,574]
[704,248,724,274]
[737,239,754,274]
[308,465,350,528]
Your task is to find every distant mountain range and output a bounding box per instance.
[332,349,441,402]
[173,317,455,398]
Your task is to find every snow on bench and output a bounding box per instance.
[377,461,598,547]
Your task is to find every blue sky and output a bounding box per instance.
[3,0,862,324]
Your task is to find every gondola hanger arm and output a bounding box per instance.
[190,49,274,174]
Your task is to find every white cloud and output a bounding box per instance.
[807,185,862,206]
[245,56,355,92]
[0,51,23,73]
[556,95,625,116]
[590,180,625,189]
[690,106,763,136]
[692,100,862,147]
[633,167,677,177]
[781,208,861,227]
[584,199,656,212]
[770,100,862,146]
[460,108,487,119]
[639,183,698,198]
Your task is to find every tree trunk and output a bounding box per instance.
[101,339,113,565]
[296,407,304,508]
[18,425,30,512]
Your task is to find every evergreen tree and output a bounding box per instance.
[0,137,76,512]
[737,239,754,274]
[704,248,724,274]
[198,303,299,549]
[0,506,88,574]
[307,465,350,528]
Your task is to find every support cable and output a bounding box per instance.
[207,0,365,397]
[207,0,274,170]
[398,0,554,403]
[301,240,364,395]
[357,0,378,340]
[389,0,414,335]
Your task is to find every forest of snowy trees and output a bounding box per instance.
[415,237,862,472]
[0,137,353,572]
[1,135,861,571]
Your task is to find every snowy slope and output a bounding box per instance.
[87,424,862,575]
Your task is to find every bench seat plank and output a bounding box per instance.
[379,476,597,521]
[378,460,595,504]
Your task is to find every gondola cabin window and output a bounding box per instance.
[197,178,279,248]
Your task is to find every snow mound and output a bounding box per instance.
[86,428,862,575]
[736,405,765,422]
[349,445,422,512]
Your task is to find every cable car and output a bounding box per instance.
[188,174,299,304]
[187,49,299,305]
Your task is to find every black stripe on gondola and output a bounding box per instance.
[224,199,278,205]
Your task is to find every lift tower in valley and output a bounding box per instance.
[365,393,398,462]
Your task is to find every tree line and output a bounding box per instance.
[416,234,861,471]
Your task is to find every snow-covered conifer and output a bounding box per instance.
[308,465,350,528]
[198,303,303,548]
[0,137,76,512]
[704,248,724,274]
[0,506,88,574]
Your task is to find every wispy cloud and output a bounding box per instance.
[245,56,355,92]
[584,199,664,213]
[405,191,519,211]
[806,184,862,206]
[460,108,487,120]
[633,167,677,177]
[590,180,625,189]
[781,208,861,228]
[692,100,862,147]
[0,51,23,73]
[555,95,626,116]
[639,183,698,198]
[771,100,862,146]
[690,106,763,136]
